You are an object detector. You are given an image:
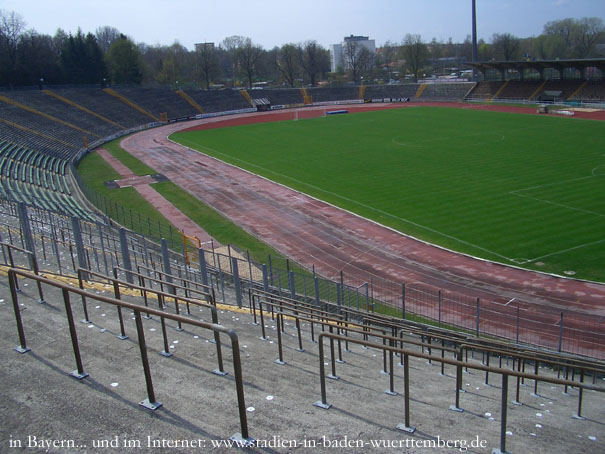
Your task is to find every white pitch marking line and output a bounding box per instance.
[185,139,517,263]
[510,191,605,219]
[505,298,516,306]
[525,238,605,263]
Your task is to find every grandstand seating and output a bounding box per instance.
[1,91,122,140]
[0,82,602,227]
[183,89,251,113]
[571,80,605,101]
[114,87,200,120]
[418,82,474,100]
[364,84,418,99]
[257,88,304,106]
[307,86,358,103]
[0,139,95,220]
[53,88,154,129]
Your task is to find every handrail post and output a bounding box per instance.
[327,325,339,380]
[77,269,91,323]
[211,306,227,376]
[157,293,173,357]
[227,330,256,446]
[8,270,30,353]
[450,348,464,412]
[111,272,128,340]
[493,373,509,454]
[396,353,415,433]
[134,310,162,411]
[62,288,88,380]
[314,335,332,409]
[385,338,397,396]
[274,313,286,365]
[573,369,586,420]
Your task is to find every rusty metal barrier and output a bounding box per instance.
[6,268,255,446]
[76,268,226,375]
[314,331,605,454]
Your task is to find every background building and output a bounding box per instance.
[330,35,376,72]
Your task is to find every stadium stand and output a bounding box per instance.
[114,87,200,120]
[0,139,95,220]
[364,84,418,100]
[416,82,475,100]
[53,88,154,129]
[307,86,358,103]
[0,82,602,230]
[570,80,605,101]
[183,89,252,113]
[0,91,122,140]
[466,81,505,100]
[258,88,304,106]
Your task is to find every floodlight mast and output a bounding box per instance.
[472,0,478,63]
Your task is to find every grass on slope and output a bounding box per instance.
[77,139,303,267]
[171,107,605,282]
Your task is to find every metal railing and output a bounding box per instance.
[313,330,605,454]
[6,268,255,445]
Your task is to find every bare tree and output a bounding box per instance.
[234,37,263,89]
[220,35,245,83]
[379,40,400,80]
[277,43,299,87]
[297,40,328,86]
[491,33,521,61]
[0,10,26,83]
[342,39,373,83]
[95,26,121,53]
[401,33,427,82]
[196,42,218,89]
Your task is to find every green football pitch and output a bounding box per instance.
[171,107,605,282]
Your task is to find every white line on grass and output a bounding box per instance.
[510,174,597,195]
[182,140,517,263]
[510,188,605,219]
[524,238,605,264]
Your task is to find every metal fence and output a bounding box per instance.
[2,199,604,360]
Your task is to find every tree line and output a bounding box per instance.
[0,10,603,89]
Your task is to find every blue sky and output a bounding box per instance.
[2,0,603,49]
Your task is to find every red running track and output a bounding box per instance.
[119,103,605,358]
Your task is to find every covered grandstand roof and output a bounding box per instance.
[468,58,605,76]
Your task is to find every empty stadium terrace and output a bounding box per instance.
[1,80,605,452]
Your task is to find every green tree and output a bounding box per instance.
[16,31,62,85]
[105,35,143,84]
[60,30,106,84]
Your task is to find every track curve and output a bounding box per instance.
[119,103,605,357]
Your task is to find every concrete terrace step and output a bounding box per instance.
[1,272,604,454]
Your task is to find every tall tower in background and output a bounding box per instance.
[472,0,478,62]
